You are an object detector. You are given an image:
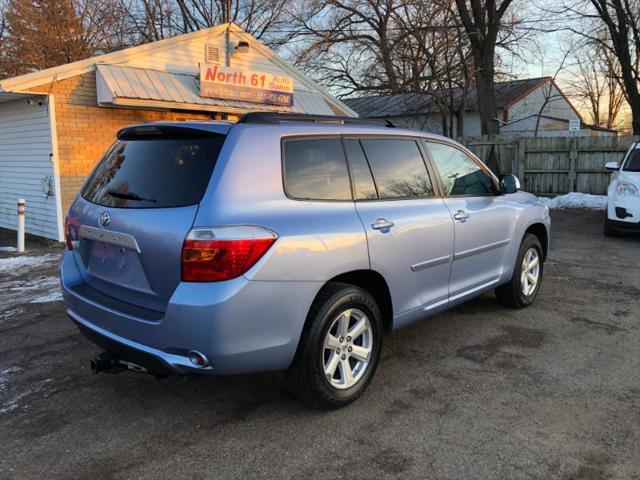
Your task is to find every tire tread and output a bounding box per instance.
[288,282,381,410]
[495,234,543,309]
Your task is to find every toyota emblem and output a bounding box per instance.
[99,211,111,228]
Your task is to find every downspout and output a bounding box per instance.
[46,94,65,242]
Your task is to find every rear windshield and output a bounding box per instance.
[623,148,640,172]
[81,135,225,208]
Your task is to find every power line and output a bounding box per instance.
[246,15,590,35]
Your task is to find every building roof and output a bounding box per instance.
[343,77,551,118]
[0,23,356,117]
[96,65,334,115]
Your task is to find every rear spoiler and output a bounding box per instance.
[117,124,226,140]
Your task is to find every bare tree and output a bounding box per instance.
[290,0,469,97]
[0,1,7,50]
[123,0,295,46]
[589,0,640,135]
[569,42,626,131]
[547,0,640,134]
[0,0,130,78]
[454,0,518,135]
[427,0,473,137]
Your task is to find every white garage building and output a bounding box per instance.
[0,93,61,240]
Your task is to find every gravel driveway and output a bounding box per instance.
[0,209,638,480]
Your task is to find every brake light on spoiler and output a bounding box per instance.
[181,226,278,282]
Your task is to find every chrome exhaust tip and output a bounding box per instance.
[188,350,209,368]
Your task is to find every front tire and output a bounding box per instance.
[496,234,544,308]
[604,210,621,237]
[288,283,383,410]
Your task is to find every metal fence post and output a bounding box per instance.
[17,199,25,253]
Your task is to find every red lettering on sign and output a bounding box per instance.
[205,66,217,81]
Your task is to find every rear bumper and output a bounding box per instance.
[61,251,321,375]
[71,314,179,375]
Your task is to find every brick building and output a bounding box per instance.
[0,23,356,240]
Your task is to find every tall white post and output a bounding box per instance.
[17,199,25,253]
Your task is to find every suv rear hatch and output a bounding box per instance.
[66,124,227,314]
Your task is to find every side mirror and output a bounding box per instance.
[500,174,521,194]
[604,161,620,171]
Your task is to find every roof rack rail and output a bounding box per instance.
[237,112,400,128]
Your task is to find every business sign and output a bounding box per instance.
[199,64,294,107]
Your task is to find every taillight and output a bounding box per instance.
[65,216,80,250]
[181,226,277,282]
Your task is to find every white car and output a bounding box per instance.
[604,141,640,236]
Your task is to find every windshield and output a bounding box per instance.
[81,134,225,208]
[623,147,640,172]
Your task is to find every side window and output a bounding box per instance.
[426,142,496,196]
[283,138,352,201]
[360,139,435,199]
[623,148,640,172]
[343,139,377,200]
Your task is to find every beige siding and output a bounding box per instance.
[123,30,320,93]
[0,98,58,239]
[508,84,575,122]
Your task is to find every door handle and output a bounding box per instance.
[453,210,470,222]
[372,218,395,231]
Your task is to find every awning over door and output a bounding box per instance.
[96,64,334,115]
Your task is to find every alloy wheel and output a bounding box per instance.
[520,248,540,297]
[322,308,373,390]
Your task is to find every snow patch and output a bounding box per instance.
[0,307,24,321]
[0,366,21,387]
[0,276,62,309]
[538,193,607,210]
[30,290,63,304]
[0,246,17,253]
[0,391,30,414]
[5,276,59,293]
[0,254,59,276]
[0,367,53,414]
[0,366,22,414]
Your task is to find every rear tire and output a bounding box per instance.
[496,234,544,308]
[288,283,383,410]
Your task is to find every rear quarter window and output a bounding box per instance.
[283,138,352,201]
[82,134,225,208]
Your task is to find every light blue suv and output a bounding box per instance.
[60,113,550,408]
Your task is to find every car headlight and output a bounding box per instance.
[616,181,639,197]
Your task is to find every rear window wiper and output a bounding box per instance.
[107,189,157,203]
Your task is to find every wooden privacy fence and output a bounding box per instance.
[461,135,636,195]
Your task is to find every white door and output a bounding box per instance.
[0,97,60,240]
